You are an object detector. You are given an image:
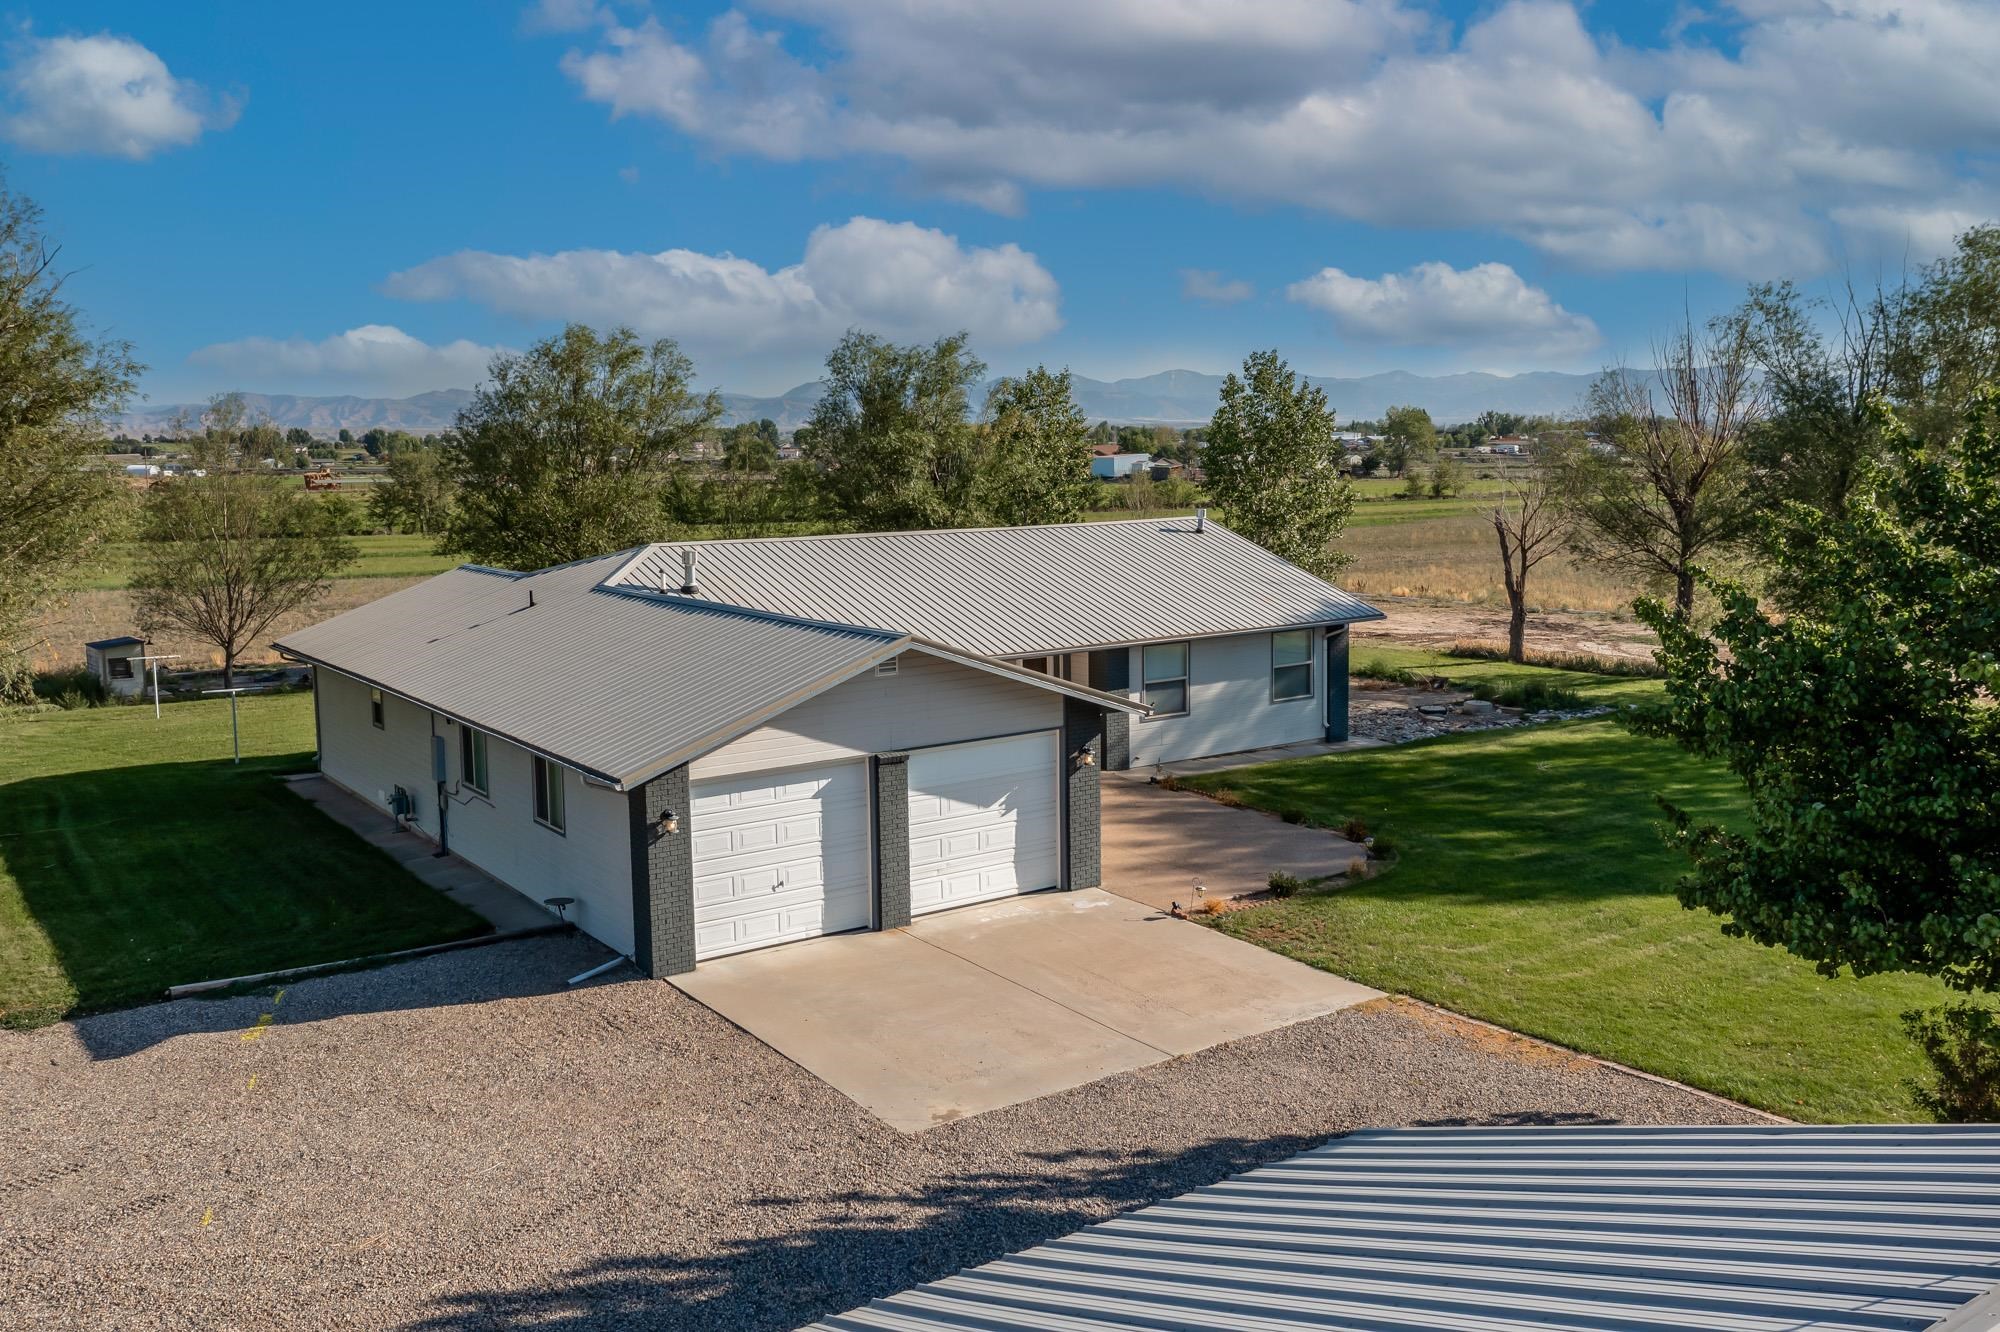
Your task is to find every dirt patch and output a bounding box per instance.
[1384,995,1591,1071]
[1354,598,1659,665]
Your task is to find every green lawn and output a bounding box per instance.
[1349,644,1667,707]
[0,693,486,1028]
[84,532,462,589]
[1181,704,1949,1122]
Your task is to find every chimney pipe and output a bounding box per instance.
[679,548,698,594]
[1195,506,1207,533]
[528,588,536,608]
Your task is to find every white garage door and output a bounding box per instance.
[908,731,1061,916]
[690,761,870,960]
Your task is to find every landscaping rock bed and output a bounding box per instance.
[1350,679,1610,744]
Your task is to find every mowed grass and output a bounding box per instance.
[1351,644,1666,707]
[0,693,486,1028]
[83,532,460,590]
[1182,697,1950,1122]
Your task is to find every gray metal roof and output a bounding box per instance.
[275,552,1140,789]
[606,517,1383,658]
[803,1125,2000,1332]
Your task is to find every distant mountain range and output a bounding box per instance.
[119,368,1604,437]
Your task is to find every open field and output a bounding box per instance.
[0,692,486,1027]
[80,532,456,590]
[1180,654,1950,1123]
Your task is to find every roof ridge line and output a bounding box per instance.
[595,583,906,640]
[624,514,1208,556]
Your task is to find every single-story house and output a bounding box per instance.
[83,636,147,697]
[276,547,1144,976]
[600,515,1383,770]
[803,1124,2000,1332]
[1090,452,1152,479]
[275,517,1379,975]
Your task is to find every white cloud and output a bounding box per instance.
[546,0,2000,278]
[188,326,506,398]
[1180,269,1254,304]
[2,33,237,159]
[384,216,1063,355]
[1287,261,1600,357]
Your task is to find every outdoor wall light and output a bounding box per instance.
[1075,748,1096,768]
[659,809,680,834]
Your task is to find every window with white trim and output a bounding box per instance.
[369,687,384,729]
[532,755,566,834]
[1142,641,1190,717]
[1271,629,1314,702]
[460,726,489,795]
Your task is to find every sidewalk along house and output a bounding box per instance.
[274,550,1144,976]
[603,514,1383,770]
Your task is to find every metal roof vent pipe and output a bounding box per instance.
[679,548,699,595]
[1195,506,1207,533]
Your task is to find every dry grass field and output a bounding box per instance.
[1341,510,1640,613]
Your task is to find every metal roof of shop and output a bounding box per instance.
[607,517,1382,658]
[802,1125,2000,1332]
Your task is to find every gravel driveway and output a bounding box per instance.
[1,934,1762,1332]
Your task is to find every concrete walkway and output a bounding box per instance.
[1135,735,1388,777]
[286,774,556,934]
[673,888,1380,1132]
[1100,770,1369,909]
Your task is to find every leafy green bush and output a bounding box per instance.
[31,667,106,709]
[1267,872,1307,898]
[1904,1004,2000,1122]
[1476,679,1591,712]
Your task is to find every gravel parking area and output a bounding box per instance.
[1,934,1762,1332]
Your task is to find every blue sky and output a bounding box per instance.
[6,2,1996,405]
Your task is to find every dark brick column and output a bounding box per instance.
[1103,711,1131,771]
[873,753,911,930]
[628,764,695,977]
[1062,697,1103,891]
[1325,625,1351,743]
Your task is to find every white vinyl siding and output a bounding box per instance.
[1126,629,1326,768]
[314,668,633,956]
[688,649,1063,781]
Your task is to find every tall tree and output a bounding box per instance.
[801,331,987,530]
[442,324,720,568]
[132,407,357,687]
[368,441,456,535]
[979,366,1093,526]
[719,421,779,473]
[1568,317,1765,617]
[1885,224,2000,438]
[1737,279,1890,517]
[0,185,141,694]
[1633,395,2000,1116]
[1489,434,1580,662]
[1202,350,1354,578]
[1381,403,1437,476]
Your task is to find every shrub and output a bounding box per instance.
[1268,872,1307,898]
[31,667,106,709]
[1353,657,1421,685]
[1904,1004,2000,1122]
[1340,816,1370,842]
[1476,679,1591,712]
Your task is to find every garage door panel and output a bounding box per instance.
[908,732,1060,916]
[691,762,869,960]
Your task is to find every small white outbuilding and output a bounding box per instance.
[83,636,147,697]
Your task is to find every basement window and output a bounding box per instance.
[1142,641,1190,718]
[533,755,566,835]
[1271,629,1315,702]
[460,726,489,795]
[369,687,384,729]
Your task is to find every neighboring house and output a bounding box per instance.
[802,1124,2000,1332]
[602,515,1382,770]
[1146,459,1183,482]
[1090,442,1122,457]
[83,636,147,697]
[1090,452,1152,479]
[276,550,1143,976]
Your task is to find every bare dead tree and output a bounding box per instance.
[1491,433,1580,662]
[1570,316,1768,618]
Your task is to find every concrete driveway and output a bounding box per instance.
[1100,770,1367,909]
[673,889,1379,1131]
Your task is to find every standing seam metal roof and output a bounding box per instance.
[606,517,1383,658]
[801,1125,2000,1332]
[274,548,1143,788]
